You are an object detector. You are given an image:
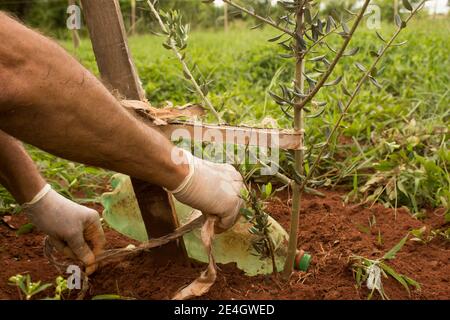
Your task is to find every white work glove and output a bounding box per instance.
[170,149,245,233]
[22,184,105,275]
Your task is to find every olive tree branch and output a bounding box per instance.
[257,160,325,197]
[282,0,426,278]
[223,0,295,36]
[297,0,427,196]
[282,0,371,278]
[301,16,355,58]
[294,0,371,111]
[281,0,307,278]
[147,0,223,123]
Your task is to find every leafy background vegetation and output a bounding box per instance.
[0,2,448,221]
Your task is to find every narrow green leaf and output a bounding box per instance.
[369,50,380,57]
[306,106,326,118]
[312,100,327,107]
[16,223,34,235]
[403,0,413,11]
[304,8,312,24]
[279,53,294,59]
[250,23,263,30]
[344,8,356,16]
[268,34,284,42]
[324,42,337,53]
[309,54,326,62]
[403,275,421,290]
[31,283,53,296]
[343,47,360,56]
[324,75,343,86]
[278,42,292,51]
[369,76,382,89]
[355,267,362,286]
[380,262,410,295]
[325,16,333,33]
[280,105,293,119]
[337,100,345,112]
[391,40,408,47]
[265,183,272,198]
[269,91,290,106]
[395,14,406,29]
[183,70,191,80]
[353,172,358,191]
[375,31,386,43]
[355,62,367,72]
[342,21,350,34]
[341,84,351,96]
[383,234,409,260]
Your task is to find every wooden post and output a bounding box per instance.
[80,0,187,262]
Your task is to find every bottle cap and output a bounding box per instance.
[294,250,311,271]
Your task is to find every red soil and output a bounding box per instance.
[1,189,449,300]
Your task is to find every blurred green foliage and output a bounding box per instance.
[0,2,448,217]
[64,18,449,215]
[0,0,277,37]
[0,0,431,38]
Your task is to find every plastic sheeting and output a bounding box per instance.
[101,174,289,276]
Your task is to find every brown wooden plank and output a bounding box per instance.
[159,122,303,151]
[121,100,302,150]
[80,0,144,100]
[80,0,186,262]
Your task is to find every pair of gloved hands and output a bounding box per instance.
[24,149,244,275]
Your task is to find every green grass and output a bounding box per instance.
[1,18,448,217]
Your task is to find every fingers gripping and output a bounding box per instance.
[49,218,105,276]
[48,236,77,260]
[67,233,97,275]
[84,218,106,257]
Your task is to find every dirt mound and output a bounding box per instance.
[1,190,449,300]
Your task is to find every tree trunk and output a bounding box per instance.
[282,0,305,279]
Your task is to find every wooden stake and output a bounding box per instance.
[80,0,187,262]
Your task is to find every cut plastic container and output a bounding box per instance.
[101,174,309,275]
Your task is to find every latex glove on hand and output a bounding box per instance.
[170,149,245,233]
[22,184,105,275]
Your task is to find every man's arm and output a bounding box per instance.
[0,130,105,275]
[0,12,243,239]
[0,130,45,204]
[0,12,188,191]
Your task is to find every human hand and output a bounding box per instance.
[170,149,245,233]
[23,184,105,275]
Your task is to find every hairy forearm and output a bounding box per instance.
[0,130,46,204]
[0,13,187,190]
